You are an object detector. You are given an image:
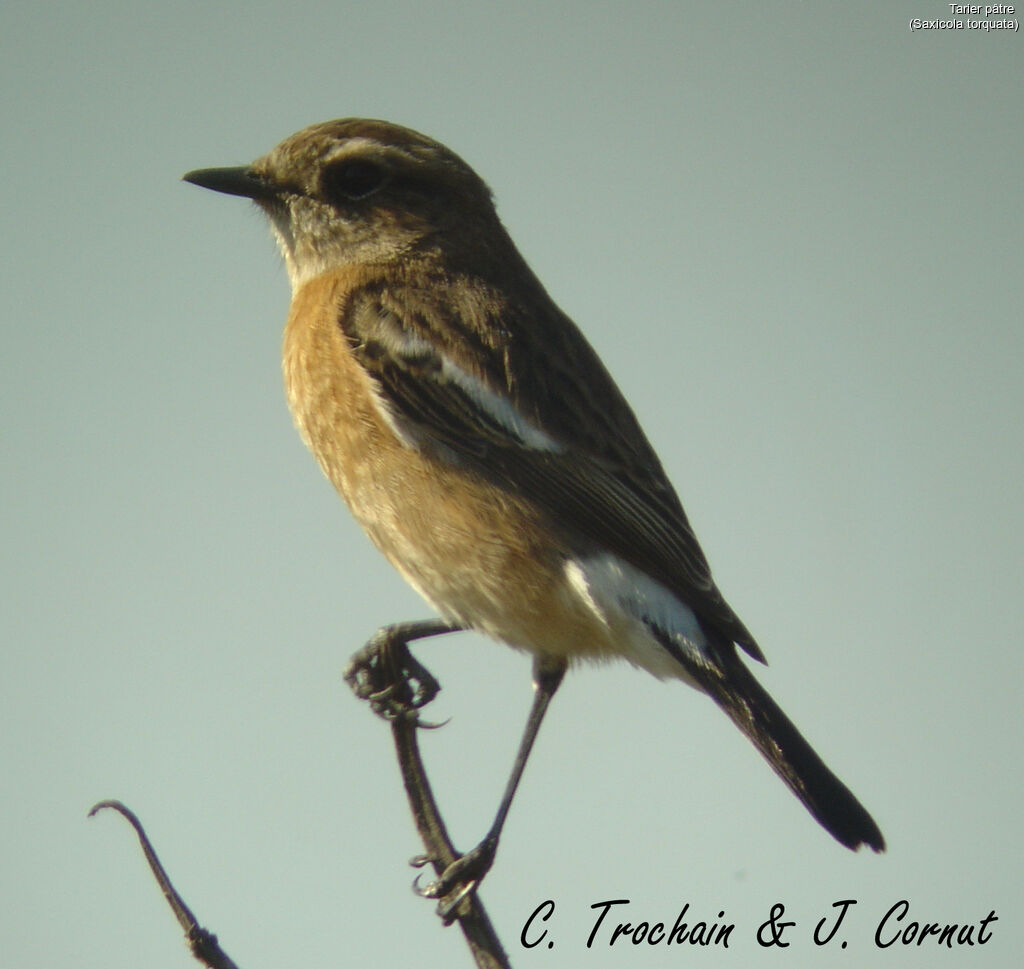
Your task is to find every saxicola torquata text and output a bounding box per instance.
[185,118,884,910]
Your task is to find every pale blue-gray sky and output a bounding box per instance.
[2,2,1021,967]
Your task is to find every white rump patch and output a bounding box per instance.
[564,554,708,684]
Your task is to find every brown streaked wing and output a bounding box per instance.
[343,279,764,662]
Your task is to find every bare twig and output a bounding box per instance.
[345,620,512,968]
[91,619,512,969]
[89,800,241,969]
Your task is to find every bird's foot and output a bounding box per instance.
[344,631,441,725]
[414,837,498,924]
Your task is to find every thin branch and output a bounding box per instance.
[89,800,241,969]
[392,714,511,967]
[345,621,512,968]
[92,619,513,969]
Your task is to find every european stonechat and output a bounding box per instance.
[185,118,884,902]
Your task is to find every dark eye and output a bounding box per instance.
[321,160,387,201]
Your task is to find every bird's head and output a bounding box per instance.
[184,119,499,290]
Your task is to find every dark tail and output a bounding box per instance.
[704,653,884,851]
[653,623,885,851]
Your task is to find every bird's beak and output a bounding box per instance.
[182,166,276,200]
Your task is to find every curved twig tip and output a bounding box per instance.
[88,799,240,969]
[89,799,136,822]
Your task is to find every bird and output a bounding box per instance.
[184,118,884,908]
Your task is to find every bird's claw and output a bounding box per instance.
[415,839,497,924]
[344,638,441,724]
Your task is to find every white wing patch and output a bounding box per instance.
[370,312,563,452]
[564,553,708,685]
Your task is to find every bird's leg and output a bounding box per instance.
[419,654,567,921]
[344,619,462,723]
